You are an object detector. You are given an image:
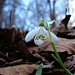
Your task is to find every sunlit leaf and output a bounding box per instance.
[35,64,43,75]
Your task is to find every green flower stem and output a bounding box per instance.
[52,54,59,62]
[46,22,73,75]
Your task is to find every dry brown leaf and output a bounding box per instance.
[38,38,75,54]
[0,64,36,75]
[0,64,52,75]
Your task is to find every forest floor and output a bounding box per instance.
[0,15,75,75]
[0,27,75,75]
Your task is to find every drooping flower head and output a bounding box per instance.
[25,20,58,45]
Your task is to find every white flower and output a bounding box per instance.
[25,26,58,45]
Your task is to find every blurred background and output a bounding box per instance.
[0,0,75,31]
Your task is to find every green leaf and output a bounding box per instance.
[35,64,43,75]
[39,20,45,27]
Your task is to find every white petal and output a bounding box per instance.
[40,27,58,43]
[34,38,44,45]
[50,32,59,43]
[38,27,45,34]
[25,28,38,42]
[43,27,48,35]
[38,27,48,37]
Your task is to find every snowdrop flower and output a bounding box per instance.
[25,26,58,45]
